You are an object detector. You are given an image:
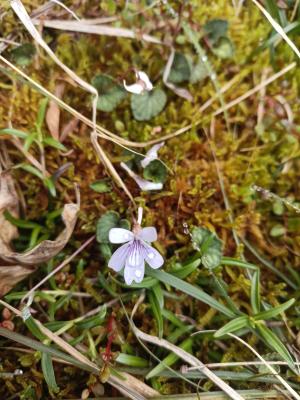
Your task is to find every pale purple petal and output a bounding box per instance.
[108,242,130,272]
[120,162,163,191]
[137,71,153,91]
[141,142,164,168]
[138,227,157,243]
[109,228,133,244]
[143,244,164,269]
[123,81,144,94]
[124,261,145,285]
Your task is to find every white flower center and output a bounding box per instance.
[135,270,142,277]
[148,252,154,259]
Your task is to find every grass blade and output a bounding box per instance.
[41,352,59,393]
[146,267,236,318]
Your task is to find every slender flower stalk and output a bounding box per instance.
[108,207,164,285]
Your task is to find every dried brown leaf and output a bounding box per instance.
[0,172,19,253]
[0,265,33,297]
[0,203,79,265]
[0,172,79,295]
[46,82,65,140]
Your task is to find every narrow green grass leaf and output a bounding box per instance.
[146,337,193,379]
[148,290,164,339]
[0,128,28,139]
[253,298,295,321]
[172,259,201,279]
[116,353,149,368]
[221,257,258,271]
[256,324,294,367]
[250,270,261,314]
[146,267,236,318]
[0,327,96,374]
[214,316,249,338]
[43,137,67,151]
[41,352,59,393]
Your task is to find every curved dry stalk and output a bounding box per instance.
[130,294,245,400]
[252,0,300,59]
[0,298,158,400]
[192,330,300,400]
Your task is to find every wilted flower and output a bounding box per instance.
[123,70,153,95]
[141,142,165,168]
[108,207,164,285]
[120,162,163,191]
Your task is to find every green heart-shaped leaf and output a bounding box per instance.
[191,227,223,269]
[212,37,234,59]
[10,43,36,67]
[143,160,167,183]
[131,88,167,121]
[92,74,126,112]
[168,53,191,83]
[204,19,228,44]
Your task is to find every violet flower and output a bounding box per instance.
[123,70,153,95]
[108,207,164,285]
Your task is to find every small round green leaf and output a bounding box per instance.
[96,211,119,243]
[204,19,228,43]
[168,53,191,83]
[90,180,112,193]
[92,74,126,112]
[10,43,36,66]
[212,37,234,59]
[131,88,167,121]
[143,160,167,183]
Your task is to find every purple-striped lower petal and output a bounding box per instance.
[108,242,130,272]
[124,260,145,284]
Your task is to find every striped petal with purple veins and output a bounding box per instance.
[124,260,145,285]
[108,242,130,272]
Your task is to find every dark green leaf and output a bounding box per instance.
[168,53,191,83]
[99,243,112,261]
[146,267,236,318]
[253,298,295,321]
[148,288,163,338]
[172,259,201,279]
[256,324,294,367]
[96,211,120,243]
[204,19,228,44]
[131,88,167,121]
[143,160,167,183]
[191,227,222,269]
[212,37,234,59]
[41,353,59,393]
[190,60,209,83]
[116,353,148,367]
[92,74,126,112]
[10,43,36,66]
